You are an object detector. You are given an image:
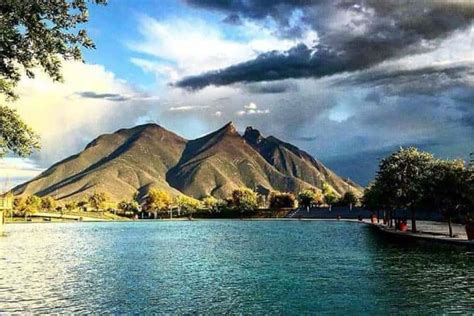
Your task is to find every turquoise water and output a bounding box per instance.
[0,221,472,314]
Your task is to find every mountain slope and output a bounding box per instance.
[166,122,313,199]
[243,127,362,196]
[13,124,187,201]
[13,122,361,202]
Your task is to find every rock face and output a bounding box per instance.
[13,122,361,201]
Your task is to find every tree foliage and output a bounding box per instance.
[0,106,39,157]
[298,189,323,208]
[322,182,337,208]
[230,188,258,212]
[40,196,56,211]
[144,189,172,211]
[364,147,473,235]
[0,0,107,98]
[175,195,200,213]
[88,191,108,211]
[269,191,296,208]
[340,191,359,207]
[118,200,140,214]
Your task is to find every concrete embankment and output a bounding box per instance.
[368,221,473,248]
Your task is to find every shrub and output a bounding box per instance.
[269,191,296,208]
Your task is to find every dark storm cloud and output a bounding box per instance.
[76,91,130,102]
[243,81,298,94]
[222,14,242,25]
[335,63,474,96]
[178,0,474,89]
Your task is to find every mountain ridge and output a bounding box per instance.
[13,122,361,201]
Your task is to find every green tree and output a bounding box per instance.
[0,106,39,157]
[118,200,140,215]
[298,189,323,210]
[268,191,296,209]
[324,192,337,211]
[322,182,337,211]
[0,0,106,157]
[88,192,108,212]
[376,147,434,232]
[0,0,107,98]
[231,188,258,213]
[340,191,359,210]
[424,159,470,237]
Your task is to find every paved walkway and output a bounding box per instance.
[369,220,473,247]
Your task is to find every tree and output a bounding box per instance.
[0,106,40,157]
[118,200,140,215]
[298,189,323,210]
[376,147,434,232]
[269,191,296,209]
[175,195,200,215]
[88,192,108,212]
[423,159,470,237]
[0,0,107,99]
[65,201,78,211]
[322,182,337,211]
[77,200,88,211]
[19,195,42,217]
[340,191,358,210]
[40,196,57,211]
[144,189,172,212]
[0,0,106,157]
[202,196,218,211]
[230,188,258,212]
[324,192,337,211]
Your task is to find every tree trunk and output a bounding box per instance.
[411,209,417,233]
[448,216,453,238]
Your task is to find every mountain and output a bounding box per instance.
[13,122,361,201]
[167,122,313,198]
[243,127,362,195]
[13,124,187,201]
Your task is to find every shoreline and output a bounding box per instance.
[3,218,472,248]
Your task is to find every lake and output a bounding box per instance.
[0,220,472,314]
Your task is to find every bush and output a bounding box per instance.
[269,191,296,208]
[230,188,258,212]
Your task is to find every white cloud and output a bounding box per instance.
[169,105,209,111]
[244,102,258,110]
[0,60,154,173]
[128,15,318,83]
[237,102,270,115]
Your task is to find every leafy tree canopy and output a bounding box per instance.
[269,191,296,209]
[88,191,108,211]
[231,188,258,212]
[298,189,323,208]
[145,189,172,211]
[175,195,201,212]
[0,0,107,99]
[0,106,39,157]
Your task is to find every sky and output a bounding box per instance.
[1,0,473,189]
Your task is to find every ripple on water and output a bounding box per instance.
[0,221,472,314]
